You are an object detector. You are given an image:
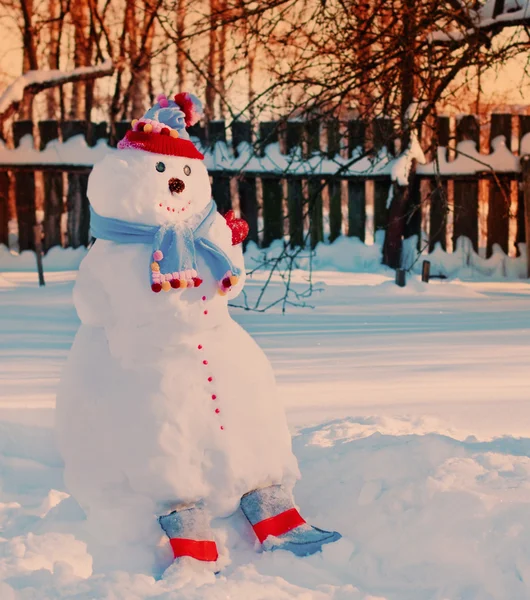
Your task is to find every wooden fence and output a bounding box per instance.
[0,113,529,272]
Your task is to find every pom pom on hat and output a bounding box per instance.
[174,93,203,127]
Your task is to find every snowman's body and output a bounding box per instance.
[56,147,298,565]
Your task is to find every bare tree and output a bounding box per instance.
[176,0,188,90]
[19,0,39,119]
[70,0,92,120]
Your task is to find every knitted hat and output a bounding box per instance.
[118,92,204,160]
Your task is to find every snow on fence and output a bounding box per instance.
[1,114,530,276]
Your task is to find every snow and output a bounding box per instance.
[0,245,87,272]
[2,230,528,280]
[0,61,113,116]
[0,135,113,166]
[390,130,426,186]
[429,0,530,43]
[0,127,521,176]
[417,135,520,176]
[2,269,530,598]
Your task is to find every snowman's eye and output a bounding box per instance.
[183,165,191,176]
[155,162,166,173]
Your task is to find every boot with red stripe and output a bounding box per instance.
[158,505,220,569]
[240,485,341,557]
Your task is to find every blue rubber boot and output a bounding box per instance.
[158,505,219,565]
[240,485,341,557]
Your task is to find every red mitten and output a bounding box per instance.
[224,210,249,246]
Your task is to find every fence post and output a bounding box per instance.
[422,260,430,283]
[13,121,36,251]
[373,117,394,234]
[517,115,530,254]
[487,114,512,257]
[325,118,342,242]
[347,120,366,241]
[62,120,90,248]
[259,121,283,247]
[286,121,304,247]
[209,121,231,215]
[33,223,45,286]
[429,116,450,251]
[521,154,530,278]
[454,115,479,252]
[0,129,8,247]
[0,179,7,248]
[306,119,323,248]
[39,120,63,251]
[232,121,258,247]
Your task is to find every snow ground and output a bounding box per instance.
[1,270,530,599]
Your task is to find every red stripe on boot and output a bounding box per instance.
[252,508,306,544]
[169,538,219,562]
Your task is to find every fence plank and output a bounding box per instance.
[259,122,283,246]
[90,121,108,146]
[62,121,90,248]
[208,121,231,214]
[521,154,530,277]
[429,116,450,251]
[326,118,342,242]
[113,121,131,146]
[306,120,323,247]
[0,129,8,246]
[487,113,512,257]
[39,120,63,251]
[347,119,366,240]
[13,121,36,251]
[453,115,479,251]
[0,173,8,247]
[232,121,258,247]
[373,117,393,234]
[403,175,422,244]
[188,122,206,144]
[517,115,530,253]
[286,121,304,247]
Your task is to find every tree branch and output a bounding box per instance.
[0,60,114,130]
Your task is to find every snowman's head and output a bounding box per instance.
[88,92,210,225]
[88,150,211,226]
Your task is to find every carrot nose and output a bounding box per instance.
[168,178,185,194]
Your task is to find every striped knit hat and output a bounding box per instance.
[118,92,204,160]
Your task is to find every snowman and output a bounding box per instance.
[56,92,340,575]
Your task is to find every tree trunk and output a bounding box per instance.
[382,0,417,268]
[127,1,157,118]
[217,0,227,119]
[205,0,219,123]
[176,0,187,90]
[46,0,61,118]
[70,0,91,120]
[20,0,38,120]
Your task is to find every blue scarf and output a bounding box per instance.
[89,200,240,292]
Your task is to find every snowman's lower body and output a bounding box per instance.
[57,317,304,570]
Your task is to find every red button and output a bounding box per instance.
[212,395,217,400]
[203,360,208,365]
[215,408,220,414]
[198,345,203,350]
[202,296,206,301]
[208,377,213,382]
[204,310,208,315]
